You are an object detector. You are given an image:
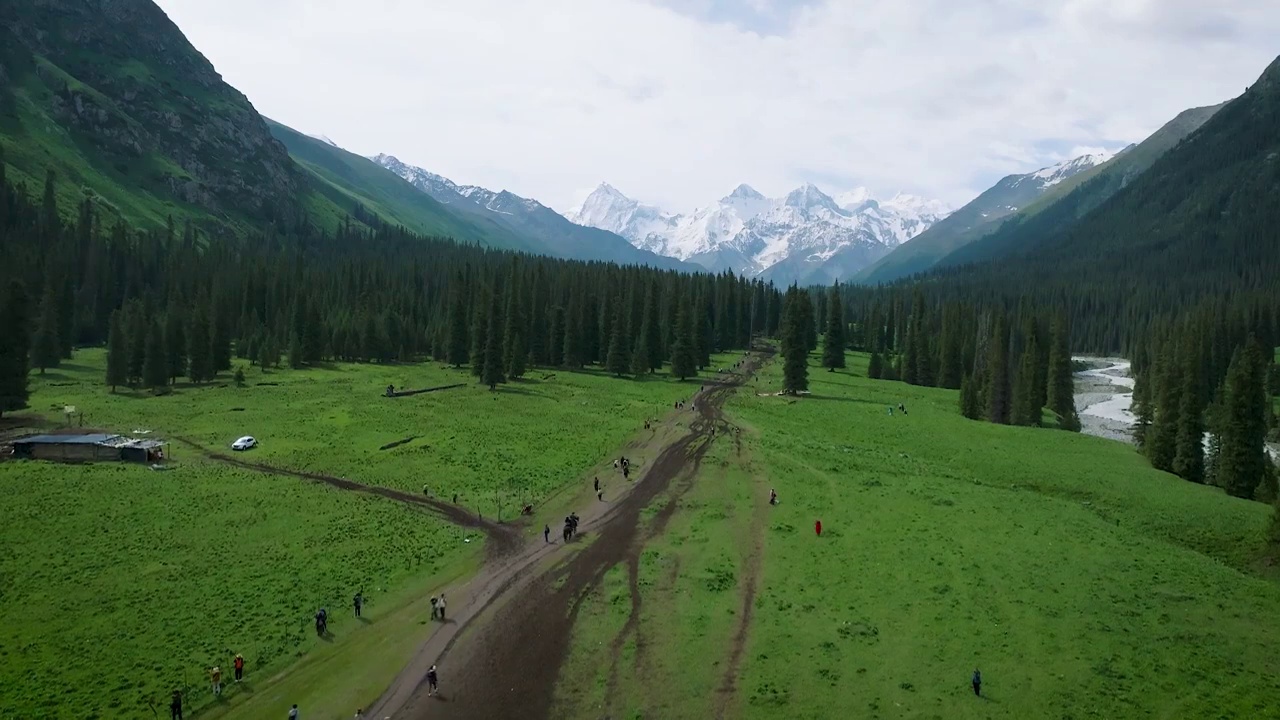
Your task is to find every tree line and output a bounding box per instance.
[1130,300,1279,504]
[0,154,783,412]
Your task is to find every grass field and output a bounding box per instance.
[555,351,1280,719]
[1,350,728,719]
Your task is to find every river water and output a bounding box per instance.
[1072,356,1280,462]
[1073,357,1136,444]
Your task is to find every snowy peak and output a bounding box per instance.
[723,183,766,202]
[783,183,843,214]
[565,180,950,283]
[1026,151,1115,188]
[306,132,339,147]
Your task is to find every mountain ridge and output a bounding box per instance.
[566,181,951,284]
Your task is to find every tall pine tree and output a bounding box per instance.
[670,299,697,381]
[481,291,506,390]
[0,281,32,415]
[105,310,128,393]
[1217,338,1269,499]
[1045,315,1079,431]
[821,284,846,371]
[142,320,168,391]
[30,281,62,374]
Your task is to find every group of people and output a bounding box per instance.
[562,512,581,541]
[430,592,448,621]
[888,402,908,416]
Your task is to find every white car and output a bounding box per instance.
[231,436,257,451]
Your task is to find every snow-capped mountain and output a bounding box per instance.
[370,154,694,271]
[566,182,952,284]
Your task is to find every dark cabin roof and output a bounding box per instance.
[13,433,122,446]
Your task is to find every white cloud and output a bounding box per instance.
[154,0,1279,213]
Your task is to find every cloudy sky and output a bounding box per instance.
[155,0,1278,214]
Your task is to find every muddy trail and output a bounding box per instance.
[172,437,520,555]
[386,350,769,720]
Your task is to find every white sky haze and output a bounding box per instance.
[154,0,1280,214]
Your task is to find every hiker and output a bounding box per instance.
[613,460,618,469]
[354,710,364,720]
[354,591,363,618]
[209,666,222,696]
[898,403,904,413]
[597,490,603,501]
[888,406,893,416]
[972,669,982,697]
[544,524,550,543]
[427,664,440,697]
[623,466,630,480]
[314,609,325,635]
[594,477,600,492]
[815,520,822,537]
[563,521,572,542]
[430,595,439,620]
[769,488,777,505]
[570,513,580,536]
[437,593,446,621]
[386,384,394,397]
[233,653,245,682]
[170,690,183,720]
[289,704,299,719]
[423,484,430,497]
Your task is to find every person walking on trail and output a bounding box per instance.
[972,669,982,696]
[769,488,777,505]
[429,596,439,620]
[233,653,245,682]
[209,666,222,696]
[288,703,299,719]
[170,690,183,720]
[437,593,446,621]
[427,664,440,697]
[544,524,551,543]
[354,710,364,720]
[597,489,603,501]
[353,591,364,618]
[815,520,822,537]
[594,477,600,493]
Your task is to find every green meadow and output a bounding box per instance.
[0,351,730,719]
[555,351,1280,720]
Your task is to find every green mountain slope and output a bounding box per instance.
[938,95,1244,270]
[267,121,538,250]
[937,55,1280,304]
[853,160,1100,285]
[0,0,582,256]
[0,0,317,235]
[856,102,1223,285]
[938,103,1226,269]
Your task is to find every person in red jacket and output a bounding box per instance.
[815,520,822,536]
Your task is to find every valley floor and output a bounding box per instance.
[3,349,1279,720]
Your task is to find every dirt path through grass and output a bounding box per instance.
[377,350,766,720]
[713,451,769,718]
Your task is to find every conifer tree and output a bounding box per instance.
[257,334,272,372]
[1046,315,1079,431]
[562,297,583,369]
[642,281,662,371]
[1147,346,1181,472]
[938,304,963,389]
[471,287,489,377]
[0,281,32,415]
[211,305,232,372]
[1011,328,1042,427]
[187,308,213,383]
[822,284,846,371]
[547,307,564,367]
[781,288,810,395]
[696,294,713,368]
[959,369,982,420]
[503,267,527,379]
[142,320,168,391]
[481,291,506,390]
[30,281,62,374]
[125,304,147,386]
[630,328,651,376]
[670,300,697,381]
[1172,335,1206,483]
[287,331,303,369]
[800,289,817,352]
[164,310,186,382]
[446,273,469,368]
[105,310,128,393]
[985,314,1011,424]
[606,302,630,377]
[867,350,884,380]
[1217,338,1269,499]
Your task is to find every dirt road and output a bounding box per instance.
[376,351,765,720]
